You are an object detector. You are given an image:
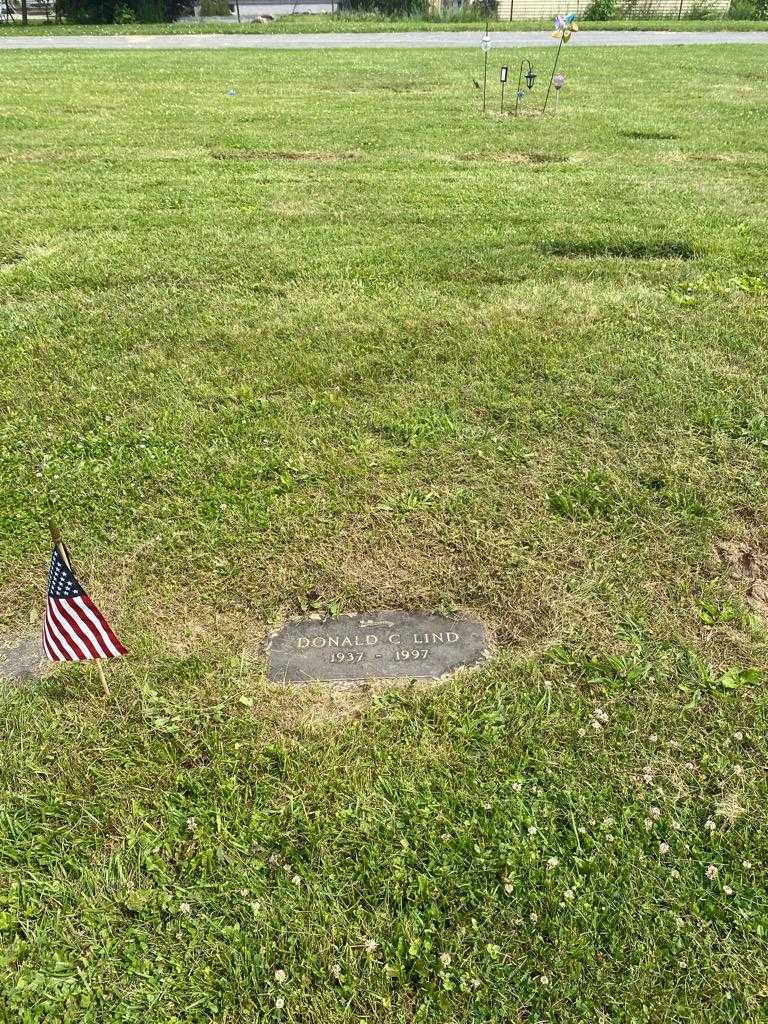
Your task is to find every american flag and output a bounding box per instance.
[42,547,126,663]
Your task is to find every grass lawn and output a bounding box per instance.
[1,15,767,34]
[1,43,768,1022]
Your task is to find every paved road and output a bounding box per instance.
[0,29,766,49]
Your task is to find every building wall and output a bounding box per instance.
[496,0,729,17]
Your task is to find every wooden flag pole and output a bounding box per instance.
[48,523,110,697]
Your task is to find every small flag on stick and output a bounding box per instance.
[43,530,126,667]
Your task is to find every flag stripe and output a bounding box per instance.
[43,612,70,662]
[55,601,103,659]
[48,600,88,660]
[77,595,125,657]
[42,619,62,661]
[82,594,126,653]
[74,597,119,657]
[45,604,78,661]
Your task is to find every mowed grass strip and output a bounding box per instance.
[1,16,767,35]
[0,46,766,1021]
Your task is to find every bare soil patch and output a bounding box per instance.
[211,149,360,163]
[458,152,568,166]
[716,538,768,623]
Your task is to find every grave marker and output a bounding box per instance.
[266,610,489,685]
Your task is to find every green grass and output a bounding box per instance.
[1,15,766,34]
[1,44,768,1022]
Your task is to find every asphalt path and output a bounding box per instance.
[0,29,766,49]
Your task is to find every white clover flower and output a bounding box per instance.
[543,680,553,690]
[670,868,680,879]
[504,883,514,895]
[471,978,482,989]
[364,939,378,953]
[186,817,197,832]
[291,874,302,885]
[594,708,609,724]
[742,860,752,869]
[602,816,615,828]
[733,765,744,776]
[577,728,586,738]
[659,842,670,854]
[733,731,743,741]
[591,720,603,731]
[179,902,191,915]
[540,975,550,986]
[649,734,658,743]
[723,885,734,896]
[529,911,538,923]
[564,888,575,900]
[706,864,718,880]
[649,806,661,820]
[439,952,452,967]
[704,819,716,832]
[528,826,537,836]
[644,818,654,831]
[511,781,522,793]
[275,969,287,984]
[546,857,559,869]
[275,997,285,1010]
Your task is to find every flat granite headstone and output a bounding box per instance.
[0,636,47,683]
[266,609,489,685]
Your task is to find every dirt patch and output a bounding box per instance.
[542,240,696,260]
[458,152,568,166]
[620,130,679,141]
[211,149,360,164]
[526,152,568,165]
[716,538,768,622]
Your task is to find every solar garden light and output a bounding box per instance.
[552,73,566,113]
[500,65,508,115]
[514,59,536,118]
[480,32,492,114]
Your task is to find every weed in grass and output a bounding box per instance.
[548,471,624,520]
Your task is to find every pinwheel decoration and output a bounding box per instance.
[543,12,577,114]
[552,12,579,42]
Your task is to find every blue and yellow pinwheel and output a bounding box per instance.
[552,12,579,42]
